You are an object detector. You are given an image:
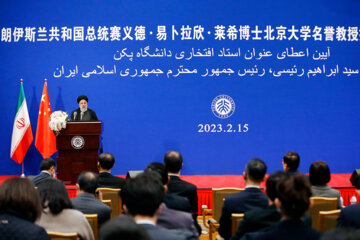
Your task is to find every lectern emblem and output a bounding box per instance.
[71,136,85,149]
[211,95,235,119]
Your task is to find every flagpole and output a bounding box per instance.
[21,161,25,178]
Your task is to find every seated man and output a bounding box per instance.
[282,151,301,176]
[121,173,192,240]
[97,152,125,189]
[71,171,111,228]
[70,95,98,121]
[219,158,269,240]
[31,158,56,186]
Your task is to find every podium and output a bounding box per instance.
[56,121,102,184]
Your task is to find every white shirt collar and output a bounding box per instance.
[245,185,260,189]
[135,219,156,225]
[168,173,180,177]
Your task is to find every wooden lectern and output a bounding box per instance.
[56,121,102,185]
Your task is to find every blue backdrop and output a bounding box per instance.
[1,0,359,176]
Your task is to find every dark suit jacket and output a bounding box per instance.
[70,108,98,121]
[71,193,111,227]
[98,172,125,189]
[138,223,191,240]
[157,204,198,240]
[255,219,321,240]
[0,209,49,240]
[337,202,360,229]
[218,187,269,240]
[167,175,198,215]
[164,193,192,213]
[31,171,53,186]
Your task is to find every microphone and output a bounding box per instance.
[73,111,77,120]
[80,111,84,120]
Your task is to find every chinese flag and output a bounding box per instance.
[35,81,57,158]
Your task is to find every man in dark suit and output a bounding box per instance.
[337,175,360,229]
[30,158,56,186]
[97,152,125,189]
[121,173,191,240]
[71,171,111,228]
[282,151,301,176]
[219,158,269,240]
[70,95,98,121]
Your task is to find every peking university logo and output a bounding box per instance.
[211,94,235,119]
[71,136,85,149]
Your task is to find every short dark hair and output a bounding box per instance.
[99,152,115,170]
[145,162,168,185]
[283,151,300,171]
[0,177,42,222]
[245,158,267,182]
[121,173,165,217]
[99,215,151,240]
[40,158,56,171]
[77,95,88,103]
[78,171,98,194]
[309,161,331,186]
[37,179,73,215]
[163,151,183,173]
[266,171,287,201]
[277,174,312,219]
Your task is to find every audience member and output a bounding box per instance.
[219,158,269,240]
[31,158,56,186]
[145,162,199,240]
[164,151,198,216]
[320,227,360,240]
[0,178,49,240]
[256,174,321,240]
[310,161,341,208]
[71,171,111,228]
[121,173,191,240]
[36,179,94,240]
[99,215,151,240]
[97,152,125,189]
[282,151,301,176]
[337,175,360,229]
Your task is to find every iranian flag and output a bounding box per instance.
[35,81,57,158]
[10,80,33,164]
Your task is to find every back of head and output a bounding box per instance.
[245,158,267,182]
[78,171,98,194]
[37,179,73,215]
[266,171,287,202]
[40,158,56,171]
[277,174,312,219]
[283,151,300,171]
[99,215,151,240]
[309,161,331,186]
[99,152,115,170]
[145,162,168,185]
[121,173,165,217]
[0,177,41,222]
[163,151,183,173]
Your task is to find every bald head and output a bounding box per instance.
[163,151,183,173]
[77,171,98,194]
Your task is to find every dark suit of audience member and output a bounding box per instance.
[122,173,191,240]
[97,152,125,189]
[71,171,111,228]
[164,193,192,213]
[337,202,360,229]
[255,175,321,240]
[309,161,342,208]
[0,178,49,240]
[282,151,301,176]
[31,158,56,186]
[219,158,269,240]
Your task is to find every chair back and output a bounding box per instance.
[212,188,244,222]
[231,213,245,235]
[101,199,112,208]
[97,188,121,218]
[307,197,337,231]
[47,231,78,240]
[85,214,98,240]
[318,209,341,233]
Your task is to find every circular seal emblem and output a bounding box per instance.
[211,94,235,119]
[71,136,85,149]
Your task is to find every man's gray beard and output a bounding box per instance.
[80,107,87,112]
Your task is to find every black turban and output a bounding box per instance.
[77,95,88,103]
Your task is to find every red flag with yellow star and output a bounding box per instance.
[35,80,57,158]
